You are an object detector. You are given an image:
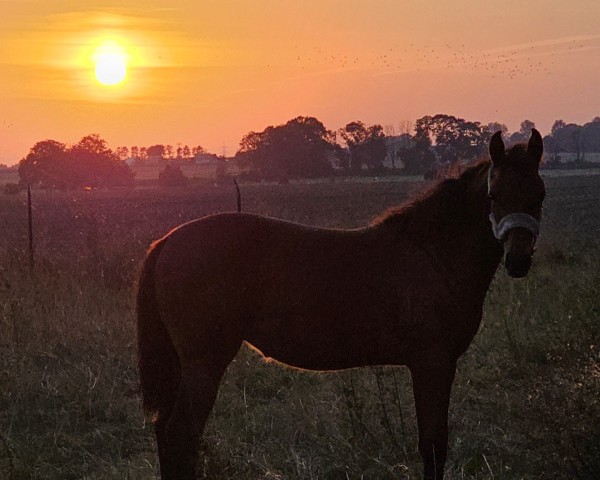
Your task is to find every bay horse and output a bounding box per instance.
[137,130,546,479]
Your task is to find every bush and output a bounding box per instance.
[158,164,188,187]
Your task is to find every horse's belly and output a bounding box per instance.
[244,314,410,371]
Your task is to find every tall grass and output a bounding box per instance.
[0,175,598,479]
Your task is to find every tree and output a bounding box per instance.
[338,121,387,172]
[158,164,188,187]
[551,119,566,135]
[192,145,205,156]
[487,122,509,140]
[414,114,487,164]
[115,146,129,160]
[396,134,436,176]
[236,116,336,180]
[147,144,166,160]
[582,119,600,153]
[69,134,133,187]
[397,119,413,136]
[552,123,585,160]
[18,140,71,188]
[509,119,536,144]
[546,117,600,164]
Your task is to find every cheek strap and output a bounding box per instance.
[489,212,540,241]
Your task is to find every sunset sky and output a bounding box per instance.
[1,0,599,165]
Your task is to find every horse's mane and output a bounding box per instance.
[372,160,490,237]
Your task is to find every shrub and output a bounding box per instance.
[158,164,188,187]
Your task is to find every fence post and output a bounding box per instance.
[27,185,34,274]
[233,178,242,213]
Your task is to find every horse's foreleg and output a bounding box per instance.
[157,360,229,480]
[410,358,457,480]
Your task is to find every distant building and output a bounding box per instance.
[194,152,221,165]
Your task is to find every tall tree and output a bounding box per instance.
[339,121,387,172]
[237,116,336,180]
[415,114,487,164]
[509,119,536,144]
[18,140,70,188]
[552,123,584,160]
[582,119,600,153]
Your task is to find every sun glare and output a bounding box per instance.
[93,40,128,86]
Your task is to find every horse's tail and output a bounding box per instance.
[136,237,181,422]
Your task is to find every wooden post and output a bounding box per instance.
[27,185,34,274]
[233,178,242,213]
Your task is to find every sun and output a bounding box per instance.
[92,40,129,86]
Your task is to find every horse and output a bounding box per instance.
[136,129,546,480]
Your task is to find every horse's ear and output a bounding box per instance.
[527,128,543,164]
[489,131,505,166]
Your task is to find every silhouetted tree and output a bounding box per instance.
[237,116,336,181]
[115,146,129,160]
[486,122,509,141]
[509,120,536,144]
[158,164,188,187]
[147,144,166,160]
[192,145,205,156]
[338,121,387,172]
[551,123,584,160]
[551,119,567,135]
[18,140,71,188]
[582,118,600,153]
[415,114,487,164]
[397,134,437,176]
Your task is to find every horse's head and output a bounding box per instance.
[488,129,546,278]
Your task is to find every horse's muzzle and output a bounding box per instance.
[503,227,536,278]
[504,250,533,278]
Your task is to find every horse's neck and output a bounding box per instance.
[438,166,502,291]
[400,165,502,299]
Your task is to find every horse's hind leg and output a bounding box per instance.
[156,356,233,480]
[410,357,457,480]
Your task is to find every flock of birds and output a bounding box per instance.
[291,36,597,80]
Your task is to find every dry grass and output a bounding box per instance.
[0,174,598,479]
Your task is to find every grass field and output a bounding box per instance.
[0,173,598,479]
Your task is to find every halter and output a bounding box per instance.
[487,166,541,242]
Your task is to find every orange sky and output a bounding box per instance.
[1,0,599,165]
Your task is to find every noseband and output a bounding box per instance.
[487,166,541,242]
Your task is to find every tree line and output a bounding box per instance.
[18,134,134,189]
[236,114,600,180]
[15,114,600,188]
